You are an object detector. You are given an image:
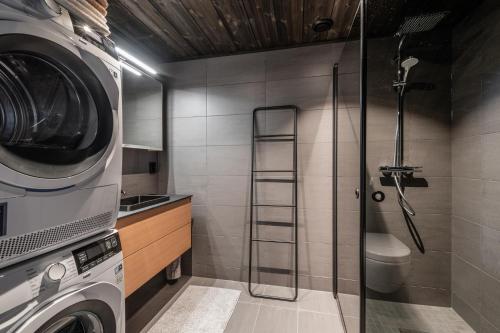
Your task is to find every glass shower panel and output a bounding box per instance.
[363,1,493,332]
[335,3,362,332]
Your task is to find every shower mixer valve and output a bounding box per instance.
[379,165,423,177]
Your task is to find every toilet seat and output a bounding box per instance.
[366,233,411,263]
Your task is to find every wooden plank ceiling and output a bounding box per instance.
[107,0,360,63]
[107,0,480,63]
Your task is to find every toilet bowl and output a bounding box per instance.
[366,233,411,293]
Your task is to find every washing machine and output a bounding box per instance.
[0,230,125,333]
[0,2,122,268]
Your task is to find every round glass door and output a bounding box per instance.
[0,34,115,180]
[34,300,116,333]
[42,311,103,333]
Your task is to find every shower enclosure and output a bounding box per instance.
[336,0,500,332]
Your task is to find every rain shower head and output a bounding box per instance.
[396,11,450,36]
[401,57,419,82]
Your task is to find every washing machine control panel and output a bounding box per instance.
[72,234,122,274]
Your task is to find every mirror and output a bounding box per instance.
[122,70,164,151]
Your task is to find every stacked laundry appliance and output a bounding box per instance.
[0,1,125,331]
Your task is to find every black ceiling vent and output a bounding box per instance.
[312,18,334,33]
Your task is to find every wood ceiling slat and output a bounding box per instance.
[113,0,197,57]
[303,0,336,42]
[211,0,258,51]
[107,2,175,61]
[273,0,304,44]
[180,0,237,53]
[241,0,279,48]
[152,0,217,55]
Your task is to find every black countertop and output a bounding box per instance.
[117,194,192,219]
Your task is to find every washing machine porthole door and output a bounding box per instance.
[42,311,103,333]
[33,299,116,333]
[0,34,117,185]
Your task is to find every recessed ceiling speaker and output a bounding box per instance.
[312,18,334,33]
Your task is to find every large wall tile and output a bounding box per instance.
[298,142,333,177]
[481,180,500,231]
[207,82,265,116]
[207,114,252,146]
[452,217,481,267]
[408,250,450,289]
[169,117,206,147]
[169,175,208,205]
[408,139,451,178]
[207,53,265,86]
[481,225,500,281]
[192,205,249,238]
[451,136,481,178]
[297,109,333,143]
[167,86,206,118]
[265,43,343,81]
[170,146,207,176]
[480,272,500,329]
[452,293,481,331]
[267,76,333,111]
[452,256,481,311]
[207,145,251,176]
[298,176,333,210]
[161,59,206,86]
[452,178,482,224]
[481,317,500,333]
[207,176,250,206]
[482,133,500,181]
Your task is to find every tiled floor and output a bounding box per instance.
[366,299,475,333]
[184,277,345,333]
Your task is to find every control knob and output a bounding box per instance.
[46,263,67,281]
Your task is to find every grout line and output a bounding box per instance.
[249,303,262,333]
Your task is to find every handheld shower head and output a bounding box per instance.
[401,57,419,82]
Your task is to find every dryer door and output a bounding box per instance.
[0,33,118,190]
[13,282,122,333]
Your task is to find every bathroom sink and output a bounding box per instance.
[119,195,170,212]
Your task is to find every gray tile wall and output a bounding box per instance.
[122,148,163,195]
[451,1,500,331]
[365,37,452,306]
[162,43,343,291]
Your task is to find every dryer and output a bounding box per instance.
[0,230,125,333]
[0,3,122,268]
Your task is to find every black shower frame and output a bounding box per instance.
[359,0,368,332]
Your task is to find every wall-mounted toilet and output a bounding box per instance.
[366,233,411,293]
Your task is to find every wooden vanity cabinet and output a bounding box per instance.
[116,198,191,297]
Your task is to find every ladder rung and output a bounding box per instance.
[252,204,296,207]
[256,221,294,227]
[252,238,295,244]
[256,138,295,142]
[255,178,295,183]
[253,170,295,173]
[257,267,293,275]
[254,134,294,138]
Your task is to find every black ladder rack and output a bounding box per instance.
[248,105,298,302]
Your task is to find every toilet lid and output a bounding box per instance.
[366,233,411,263]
